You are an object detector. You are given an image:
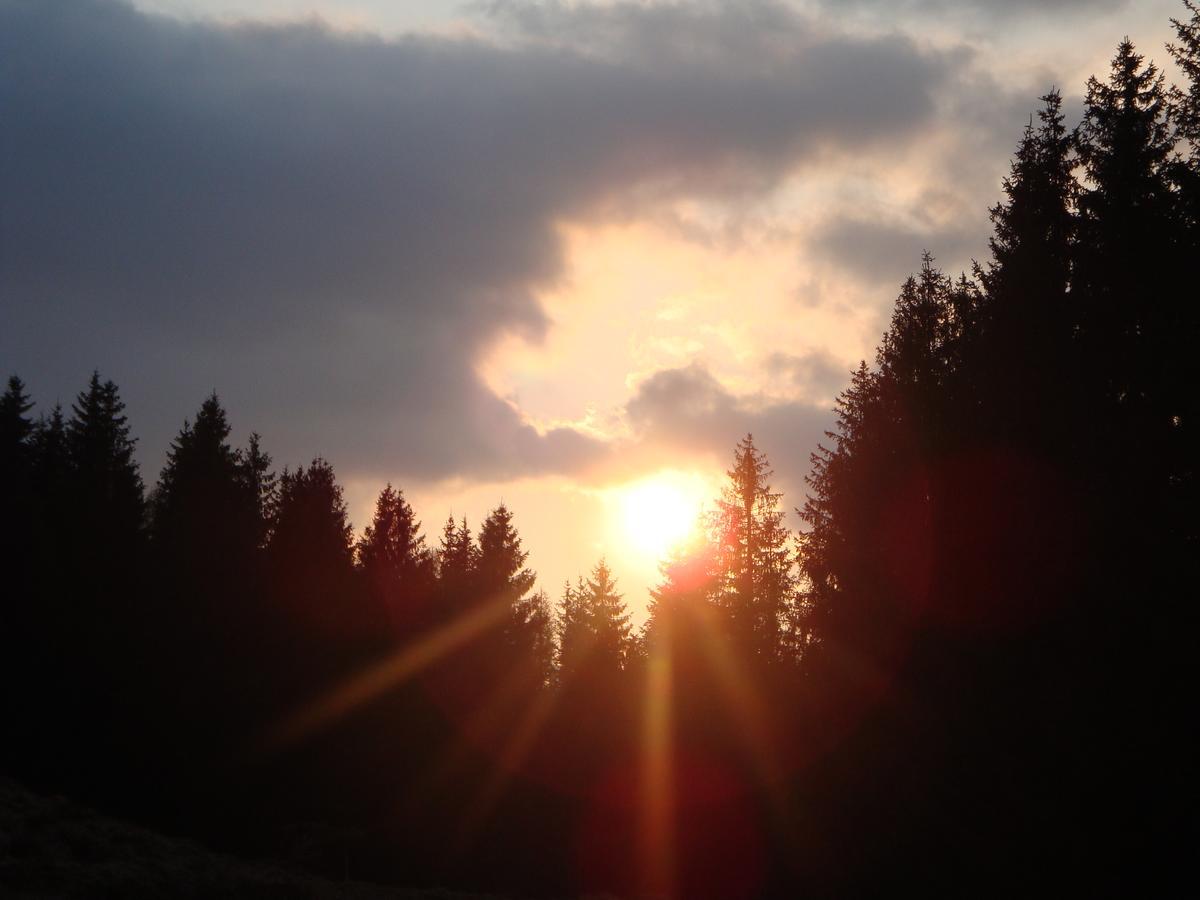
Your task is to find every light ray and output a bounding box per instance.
[691,612,783,787]
[254,595,512,755]
[406,656,552,817]
[639,639,676,899]
[453,684,562,849]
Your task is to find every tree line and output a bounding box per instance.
[3,6,1199,896]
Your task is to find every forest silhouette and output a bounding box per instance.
[3,6,1198,896]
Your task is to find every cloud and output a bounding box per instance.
[826,0,1127,20]
[811,216,983,288]
[764,350,849,402]
[2,0,962,482]
[622,363,832,503]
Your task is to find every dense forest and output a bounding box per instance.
[3,6,1198,896]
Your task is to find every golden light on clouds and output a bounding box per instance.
[477,217,874,438]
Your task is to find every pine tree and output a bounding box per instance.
[436,514,477,620]
[0,375,34,468]
[708,435,794,662]
[1075,39,1175,415]
[268,458,356,636]
[0,375,35,574]
[475,504,550,682]
[1169,0,1200,158]
[152,393,261,570]
[357,483,434,633]
[1167,2,1200,545]
[556,577,589,679]
[66,372,145,561]
[974,90,1079,443]
[510,588,555,687]
[643,535,719,654]
[237,432,276,551]
[557,560,633,681]
[0,376,36,752]
[476,503,536,608]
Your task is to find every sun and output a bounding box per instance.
[617,471,709,562]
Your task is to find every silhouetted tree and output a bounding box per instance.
[152,394,264,571]
[268,458,356,641]
[436,514,477,622]
[0,376,35,767]
[66,371,145,554]
[0,375,33,473]
[473,504,551,684]
[357,483,434,637]
[975,90,1077,442]
[708,435,795,662]
[557,559,633,683]
[1170,1,1200,156]
[1075,40,1176,421]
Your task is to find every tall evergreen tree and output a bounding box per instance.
[0,375,34,471]
[1075,40,1176,418]
[238,432,277,551]
[0,375,35,589]
[66,371,145,555]
[1169,0,1200,157]
[436,514,477,621]
[643,536,720,655]
[708,435,794,661]
[152,393,262,571]
[557,560,633,682]
[0,376,36,765]
[357,483,434,636]
[475,504,551,683]
[268,458,356,638]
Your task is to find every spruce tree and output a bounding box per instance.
[153,393,260,571]
[237,432,276,551]
[974,90,1079,444]
[476,504,549,682]
[709,435,794,662]
[1075,40,1175,418]
[358,483,434,634]
[436,514,476,620]
[557,560,633,681]
[66,372,145,547]
[0,375,34,469]
[268,458,356,638]
[1169,1,1200,158]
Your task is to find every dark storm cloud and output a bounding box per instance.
[2,0,958,481]
[624,363,832,503]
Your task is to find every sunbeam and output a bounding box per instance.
[640,639,676,899]
[254,595,513,755]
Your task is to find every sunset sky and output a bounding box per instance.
[1,0,1182,616]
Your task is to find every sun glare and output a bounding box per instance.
[617,472,708,562]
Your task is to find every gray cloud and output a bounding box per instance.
[623,362,833,506]
[764,349,849,402]
[811,216,983,288]
[827,0,1127,19]
[2,0,961,482]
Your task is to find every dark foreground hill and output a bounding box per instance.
[0,779,497,900]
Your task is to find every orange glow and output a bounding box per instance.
[613,470,710,564]
[639,641,676,898]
